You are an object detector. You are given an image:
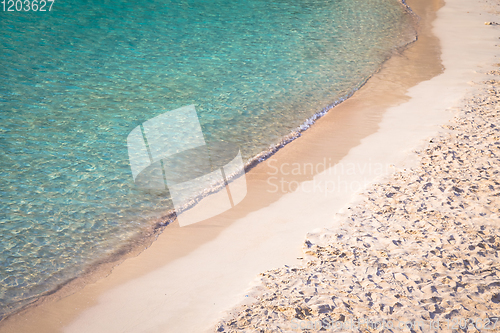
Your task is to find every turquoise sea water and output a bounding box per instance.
[0,0,415,318]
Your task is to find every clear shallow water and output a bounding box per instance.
[0,0,415,318]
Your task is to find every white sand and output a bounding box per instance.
[1,0,498,332]
[216,68,500,333]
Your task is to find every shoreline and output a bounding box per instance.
[0,0,420,323]
[0,0,415,322]
[0,0,418,322]
[0,0,443,330]
[0,0,498,331]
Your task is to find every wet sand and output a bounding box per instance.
[1,0,499,331]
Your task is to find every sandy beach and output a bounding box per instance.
[215,68,500,333]
[1,0,499,332]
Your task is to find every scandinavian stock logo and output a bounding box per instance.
[127,105,247,227]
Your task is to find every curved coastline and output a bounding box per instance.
[53,0,500,330]
[0,0,438,330]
